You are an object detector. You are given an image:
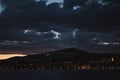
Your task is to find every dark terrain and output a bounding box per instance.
[0,48,120,70]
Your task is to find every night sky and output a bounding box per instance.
[0,0,120,54]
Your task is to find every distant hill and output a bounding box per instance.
[0,48,120,70]
[0,48,120,61]
[3,48,92,61]
[1,48,120,62]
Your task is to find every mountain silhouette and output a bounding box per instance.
[1,48,119,61]
[0,48,120,70]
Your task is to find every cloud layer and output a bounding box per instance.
[0,0,120,53]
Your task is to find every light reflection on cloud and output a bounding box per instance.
[73,6,81,10]
[23,29,61,40]
[72,28,79,38]
[98,42,120,46]
[46,0,64,6]
[50,30,61,39]
[0,1,6,14]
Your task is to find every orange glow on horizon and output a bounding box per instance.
[0,54,27,60]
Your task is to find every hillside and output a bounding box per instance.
[0,48,120,70]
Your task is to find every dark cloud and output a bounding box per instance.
[0,0,119,33]
[0,0,120,53]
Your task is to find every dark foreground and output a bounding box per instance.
[0,70,120,80]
